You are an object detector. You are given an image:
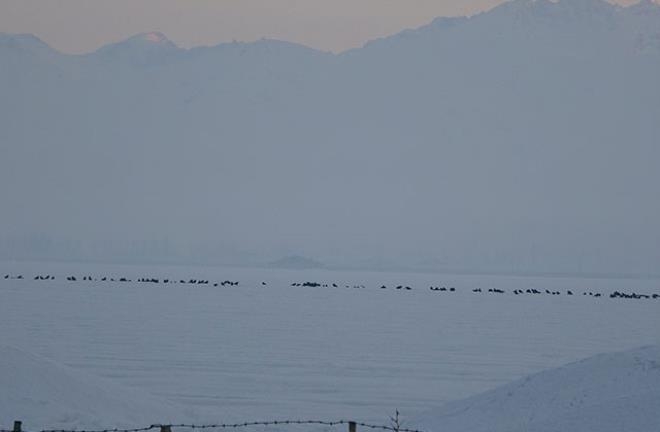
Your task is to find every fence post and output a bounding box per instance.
[348,421,356,432]
[13,421,22,432]
[160,426,171,432]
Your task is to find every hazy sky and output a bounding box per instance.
[0,0,643,54]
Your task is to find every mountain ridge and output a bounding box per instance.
[1,0,659,274]
[1,0,659,59]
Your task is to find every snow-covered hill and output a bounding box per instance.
[1,0,659,275]
[412,345,660,432]
[0,346,190,430]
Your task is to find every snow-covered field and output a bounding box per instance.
[1,261,659,429]
[0,346,189,430]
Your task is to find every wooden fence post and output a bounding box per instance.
[348,421,356,432]
[13,421,22,432]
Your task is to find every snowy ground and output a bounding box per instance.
[412,344,660,432]
[1,261,659,429]
[0,346,191,430]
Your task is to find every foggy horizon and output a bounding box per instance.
[2,0,660,277]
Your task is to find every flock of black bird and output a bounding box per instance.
[6,274,240,287]
[3,273,660,301]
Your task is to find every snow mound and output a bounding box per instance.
[412,345,660,432]
[0,346,190,431]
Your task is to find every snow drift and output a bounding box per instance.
[412,345,660,432]
[0,346,189,431]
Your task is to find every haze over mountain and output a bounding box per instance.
[1,0,659,275]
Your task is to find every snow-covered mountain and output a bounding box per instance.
[412,345,660,432]
[1,0,659,274]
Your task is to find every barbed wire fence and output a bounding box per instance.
[2,420,426,432]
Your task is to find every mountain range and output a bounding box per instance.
[1,0,659,275]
